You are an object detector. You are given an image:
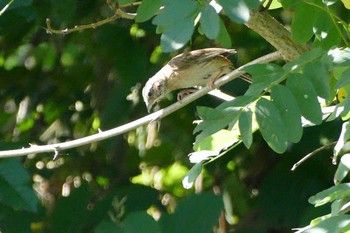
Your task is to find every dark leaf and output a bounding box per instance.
[255,98,288,153]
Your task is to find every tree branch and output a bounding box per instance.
[291,141,337,171]
[0,51,283,159]
[245,10,309,61]
[0,0,14,16]
[46,9,136,35]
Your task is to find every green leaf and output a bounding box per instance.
[308,183,350,206]
[182,162,203,189]
[271,85,303,143]
[96,212,161,233]
[95,221,121,233]
[291,3,318,43]
[217,0,250,24]
[215,18,232,48]
[152,0,198,26]
[304,215,350,233]
[239,109,253,148]
[0,158,38,212]
[160,192,224,233]
[50,184,92,233]
[336,67,350,88]
[280,0,301,8]
[334,121,350,157]
[284,48,324,72]
[122,211,161,233]
[194,106,240,142]
[329,47,350,66]
[243,63,285,96]
[313,11,341,49]
[199,2,220,39]
[160,17,195,52]
[334,154,350,184]
[304,61,331,99]
[217,95,256,111]
[255,98,288,153]
[135,0,162,23]
[193,129,240,152]
[286,73,323,125]
[265,0,282,9]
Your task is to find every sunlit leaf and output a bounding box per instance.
[334,121,350,158]
[305,215,350,233]
[309,183,350,206]
[194,129,240,152]
[334,154,350,184]
[182,162,203,189]
[342,0,350,9]
[329,47,350,66]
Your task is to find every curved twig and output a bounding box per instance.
[46,9,136,35]
[0,51,283,159]
[0,0,14,16]
[291,141,337,171]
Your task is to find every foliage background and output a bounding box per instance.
[0,0,349,232]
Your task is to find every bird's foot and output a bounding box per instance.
[177,88,198,101]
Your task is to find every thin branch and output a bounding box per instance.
[46,9,136,35]
[0,51,283,159]
[291,141,337,171]
[0,0,14,16]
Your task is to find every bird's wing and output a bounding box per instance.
[168,48,236,70]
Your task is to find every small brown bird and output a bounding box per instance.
[142,48,238,112]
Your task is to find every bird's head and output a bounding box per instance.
[142,71,168,112]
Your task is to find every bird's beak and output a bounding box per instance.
[147,104,152,113]
[146,101,155,113]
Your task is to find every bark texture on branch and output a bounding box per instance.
[245,10,309,61]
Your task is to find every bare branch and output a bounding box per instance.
[0,0,14,16]
[46,9,136,35]
[291,141,337,171]
[0,51,283,159]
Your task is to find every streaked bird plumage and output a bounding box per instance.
[142,48,237,112]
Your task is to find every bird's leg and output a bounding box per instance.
[208,67,226,89]
[177,88,198,101]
